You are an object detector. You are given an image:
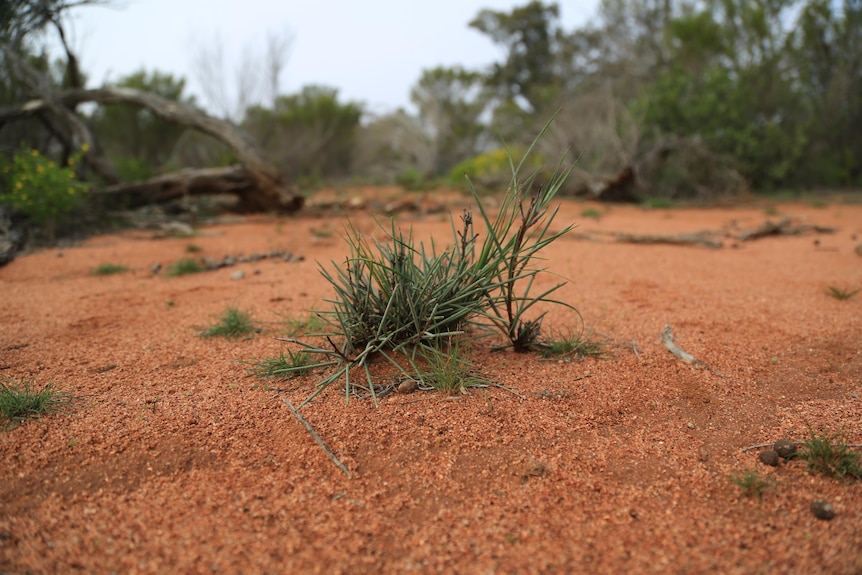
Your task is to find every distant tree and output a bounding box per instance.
[791,0,862,185]
[352,110,434,184]
[469,1,562,114]
[243,85,362,182]
[410,66,489,176]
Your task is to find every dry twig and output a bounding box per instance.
[281,397,350,476]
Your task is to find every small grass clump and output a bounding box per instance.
[92,263,129,276]
[798,428,861,481]
[185,244,203,253]
[200,306,258,339]
[826,286,860,301]
[729,469,775,500]
[580,208,603,220]
[540,330,606,360]
[0,378,73,428]
[246,349,314,380]
[414,339,488,394]
[166,258,204,277]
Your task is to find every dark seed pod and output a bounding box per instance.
[758,450,780,467]
[773,439,797,459]
[810,500,835,521]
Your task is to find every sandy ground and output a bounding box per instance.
[1,193,861,574]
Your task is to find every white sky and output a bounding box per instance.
[63,0,601,117]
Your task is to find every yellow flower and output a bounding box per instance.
[68,188,75,195]
[15,181,23,190]
[81,143,90,153]
[36,165,44,174]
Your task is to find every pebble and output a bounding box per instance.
[774,439,797,459]
[230,270,245,281]
[810,500,835,521]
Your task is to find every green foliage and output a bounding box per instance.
[448,146,546,191]
[284,121,576,407]
[414,338,488,394]
[826,286,860,301]
[729,469,775,500]
[0,145,89,234]
[410,66,489,175]
[185,244,203,253]
[580,208,602,220]
[246,349,313,380]
[165,258,204,277]
[469,1,561,113]
[0,378,73,428]
[395,167,436,191]
[799,428,862,481]
[243,85,362,180]
[199,306,258,339]
[540,329,605,360]
[92,263,129,276]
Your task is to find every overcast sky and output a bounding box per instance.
[63,0,600,117]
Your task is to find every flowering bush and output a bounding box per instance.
[0,146,90,234]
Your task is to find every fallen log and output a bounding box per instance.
[0,83,304,213]
[737,217,837,241]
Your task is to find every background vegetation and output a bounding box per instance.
[1,0,860,242]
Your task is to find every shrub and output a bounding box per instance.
[0,145,90,239]
[448,146,547,192]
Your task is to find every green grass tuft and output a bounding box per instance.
[166,258,205,277]
[729,469,775,500]
[413,338,488,394]
[580,208,603,220]
[798,428,861,481]
[246,349,314,379]
[540,329,606,359]
[0,378,73,428]
[92,263,129,276]
[185,244,203,253]
[826,286,860,301]
[200,307,258,339]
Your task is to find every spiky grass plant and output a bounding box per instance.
[540,329,606,359]
[200,306,258,339]
[729,468,775,500]
[282,119,577,407]
[92,263,129,276]
[798,428,861,481]
[0,378,73,428]
[166,258,204,277]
